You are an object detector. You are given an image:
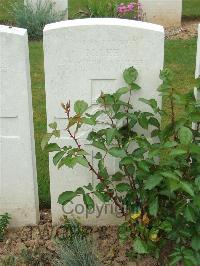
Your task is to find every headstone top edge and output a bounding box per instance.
[0,25,27,36]
[44,18,164,34]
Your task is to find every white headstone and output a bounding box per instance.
[0,25,39,227]
[195,24,200,79]
[44,18,164,225]
[193,24,200,130]
[141,0,182,27]
[25,0,68,18]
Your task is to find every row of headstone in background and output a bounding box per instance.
[0,25,39,227]
[25,0,182,27]
[141,0,182,27]
[43,18,165,225]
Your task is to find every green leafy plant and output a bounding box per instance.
[74,0,118,18]
[10,0,66,40]
[43,67,200,265]
[0,213,11,241]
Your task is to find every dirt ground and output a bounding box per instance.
[0,210,159,266]
[165,19,200,39]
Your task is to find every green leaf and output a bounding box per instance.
[58,191,77,205]
[94,191,110,203]
[162,171,180,181]
[169,149,187,157]
[191,236,200,251]
[41,133,52,150]
[123,67,138,85]
[74,100,88,115]
[82,117,96,125]
[190,112,200,122]
[139,98,158,112]
[112,172,124,181]
[83,194,94,210]
[116,183,131,192]
[49,122,57,130]
[133,237,148,254]
[120,156,133,166]
[116,87,129,95]
[184,206,196,223]
[108,147,126,158]
[138,160,150,172]
[163,141,178,148]
[144,175,163,190]
[159,221,172,233]
[53,151,65,166]
[130,83,141,91]
[149,197,158,217]
[76,157,89,168]
[195,176,200,190]
[45,143,61,152]
[84,183,93,191]
[94,152,102,159]
[138,114,148,129]
[148,117,160,128]
[106,128,117,145]
[92,141,107,151]
[178,126,193,145]
[59,157,77,169]
[180,181,194,197]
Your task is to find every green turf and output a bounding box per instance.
[182,0,200,19]
[29,41,50,208]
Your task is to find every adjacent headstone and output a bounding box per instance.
[25,0,68,18]
[0,26,39,227]
[141,0,182,27]
[44,18,164,225]
[193,24,200,130]
[195,24,200,79]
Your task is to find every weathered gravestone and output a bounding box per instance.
[24,0,68,18]
[194,24,200,130]
[0,26,39,227]
[141,0,182,27]
[196,24,200,80]
[43,18,164,225]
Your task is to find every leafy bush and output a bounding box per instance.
[43,67,200,265]
[0,213,11,241]
[74,0,143,20]
[55,218,101,266]
[10,0,66,40]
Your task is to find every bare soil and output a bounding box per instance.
[0,210,159,266]
[166,19,200,40]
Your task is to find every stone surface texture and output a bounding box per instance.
[195,24,200,79]
[43,18,164,225]
[0,25,39,227]
[141,0,182,27]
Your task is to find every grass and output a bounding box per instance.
[182,0,200,19]
[0,0,198,206]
